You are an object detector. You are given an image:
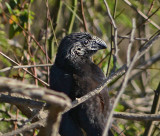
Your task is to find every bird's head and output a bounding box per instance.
[55,32,107,68]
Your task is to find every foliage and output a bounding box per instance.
[0,0,160,135]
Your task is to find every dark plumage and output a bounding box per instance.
[50,32,112,136]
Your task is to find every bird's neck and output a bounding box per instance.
[73,59,93,74]
[55,57,92,74]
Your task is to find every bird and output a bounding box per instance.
[50,32,112,136]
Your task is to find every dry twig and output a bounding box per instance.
[102,31,160,136]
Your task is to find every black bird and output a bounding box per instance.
[50,32,112,136]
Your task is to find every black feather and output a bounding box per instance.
[50,32,113,136]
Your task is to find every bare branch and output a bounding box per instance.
[0,94,46,109]
[70,65,127,111]
[0,77,71,136]
[71,31,160,114]
[0,52,49,86]
[127,18,136,66]
[0,77,71,108]
[2,119,46,136]
[114,112,160,121]
[3,12,52,63]
[122,0,160,29]
[118,35,149,41]
[102,31,160,136]
[80,0,88,32]
[103,0,118,57]
[144,83,160,135]
[108,51,160,93]
[0,64,52,73]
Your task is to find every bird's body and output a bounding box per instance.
[50,32,112,136]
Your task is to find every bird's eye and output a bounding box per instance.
[83,40,88,45]
[77,48,81,51]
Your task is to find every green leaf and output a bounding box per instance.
[5,2,13,14]
[117,13,132,28]
[13,0,18,4]
[0,31,8,47]
[9,23,20,39]
[30,0,34,3]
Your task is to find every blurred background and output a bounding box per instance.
[0,0,160,135]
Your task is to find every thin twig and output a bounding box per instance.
[122,0,160,30]
[103,47,140,136]
[68,0,78,34]
[108,51,160,93]
[71,30,159,111]
[46,0,58,47]
[27,2,38,86]
[0,77,71,106]
[0,51,49,86]
[118,35,148,41]
[70,65,127,111]
[0,77,71,136]
[45,0,50,83]
[104,0,118,57]
[144,83,160,136]
[147,0,156,16]
[0,94,46,109]
[106,48,113,76]
[114,112,160,121]
[103,0,116,29]
[113,0,118,18]
[139,7,160,30]
[80,0,88,32]
[102,31,160,136]
[127,18,136,66]
[63,1,83,24]
[104,0,118,76]
[117,6,160,46]
[2,119,46,136]
[0,64,52,73]
[3,93,160,122]
[0,118,26,122]
[4,13,52,63]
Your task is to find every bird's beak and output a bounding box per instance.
[90,36,107,50]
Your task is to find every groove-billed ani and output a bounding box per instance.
[50,32,112,136]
